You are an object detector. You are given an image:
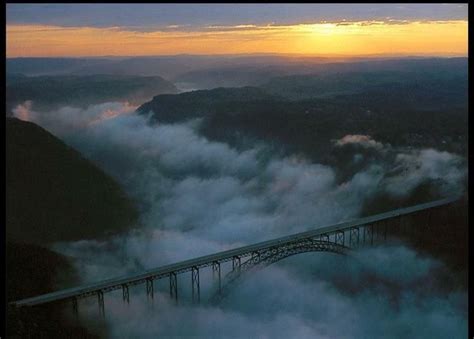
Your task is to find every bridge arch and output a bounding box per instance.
[210,239,351,303]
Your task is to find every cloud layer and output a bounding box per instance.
[13,101,467,338]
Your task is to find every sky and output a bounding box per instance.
[6,4,468,57]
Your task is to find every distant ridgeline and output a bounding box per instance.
[5,74,178,115]
[137,58,467,159]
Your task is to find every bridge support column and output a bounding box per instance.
[416,212,426,245]
[349,227,359,248]
[398,215,403,236]
[335,230,345,246]
[418,209,431,243]
[363,225,373,246]
[426,209,432,229]
[122,284,130,304]
[212,261,221,294]
[169,272,178,304]
[72,297,78,318]
[232,256,241,272]
[191,267,200,304]
[406,214,412,236]
[97,291,105,318]
[375,223,380,244]
[146,278,154,300]
[443,206,450,228]
[437,206,446,230]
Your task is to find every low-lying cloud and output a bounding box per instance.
[13,101,467,338]
[334,134,385,150]
[384,149,466,198]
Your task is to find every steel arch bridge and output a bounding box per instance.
[10,195,463,318]
[209,239,350,304]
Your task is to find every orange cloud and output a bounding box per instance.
[6,20,468,57]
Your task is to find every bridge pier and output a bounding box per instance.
[441,206,448,228]
[370,225,374,245]
[212,261,222,294]
[169,272,178,304]
[417,209,431,243]
[405,214,414,237]
[436,206,447,230]
[374,223,380,244]
[191,267,200,303]
[232,256,241,272]
[362,225,374,246]
[72,297,78,318]
[349,227,360,248]
[415,212,426,245]
[335,230,345,246]
[122,284,130,304]
[146,278,154,300]
[398,215,403,236]
[426,209,432,229]
[97,291,105,318]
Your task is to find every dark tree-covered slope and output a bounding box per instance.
[137,73,468,160]
[6,242,99,338]
[6,117,138,245]
[138,86,284,122]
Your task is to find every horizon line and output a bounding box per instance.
[6,52,468,60]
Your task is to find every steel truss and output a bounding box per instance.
[335,230,345,246]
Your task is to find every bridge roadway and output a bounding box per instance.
[12,196,459,308]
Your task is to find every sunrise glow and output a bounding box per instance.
[6,20,468,57]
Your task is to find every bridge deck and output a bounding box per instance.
[11,196,459,307]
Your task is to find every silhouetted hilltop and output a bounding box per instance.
[6,117,138,244]
[136,70,467,160]
[6,241,100,338]
[138,86,283,123]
